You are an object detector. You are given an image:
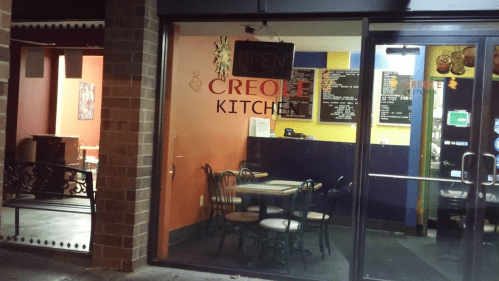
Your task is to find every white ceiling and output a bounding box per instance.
[176,21,362,52]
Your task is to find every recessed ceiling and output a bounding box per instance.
[176,21,362,52]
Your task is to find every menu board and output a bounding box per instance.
[319,69,360,124]
[378,71,413,126]
[279,68,315,120]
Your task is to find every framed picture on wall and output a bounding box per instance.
[278,68,315,121]
[78,81,95,120]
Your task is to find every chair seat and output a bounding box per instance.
[450,215,464,223]
[211,196,242,204]
[247,205,284,214]
[454,217,496,233]
[293,211,329,221]
[259,218,300,232]
[225,212,259,222]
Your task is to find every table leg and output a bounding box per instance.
[259,195,269,221]
[82,149,87,170]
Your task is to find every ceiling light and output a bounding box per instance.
[386,45,420,56]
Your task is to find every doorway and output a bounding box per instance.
[354,25,499,281]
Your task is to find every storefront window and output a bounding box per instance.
[156,20,363,280]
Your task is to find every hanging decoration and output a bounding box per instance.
[214,36,231,81]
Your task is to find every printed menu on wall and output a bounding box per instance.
[378,71,413,126]
[319,69,360,124]
[279,68,315,121]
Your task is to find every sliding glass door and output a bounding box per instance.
[355,30,499,281]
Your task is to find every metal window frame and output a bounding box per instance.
[148,16,499,281]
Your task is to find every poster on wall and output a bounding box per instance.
[279,68,315,121]
[319,69,360,124]
[378,71,413,126]
[78,81,95,120]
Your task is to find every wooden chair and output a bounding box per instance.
[257,179,314,274]
[443,194,497,262]
[238,160,248,171]
[293,176,345,260]
[240,168,284,216]
[203,164,242,234]
[217,171,259,261]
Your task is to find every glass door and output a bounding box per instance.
[355,34,499,281]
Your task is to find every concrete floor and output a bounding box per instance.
[0,247,270,281]
[1,202,91,252]
[3,206,499,281]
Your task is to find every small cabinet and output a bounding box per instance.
[32,135,79,166]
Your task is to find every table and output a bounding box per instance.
[231,180,322,220]
[80,146,99,170]
[438,189,499,242]
[231,180,323,266]
[215,170,268,179]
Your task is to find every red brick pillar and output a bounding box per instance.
[0,0,12,225]
[93,0,158,271]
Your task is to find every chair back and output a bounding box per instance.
[239,168,256,184]
[204,164,217,203]
[285,179,314,234]
[238,160,248,171]
[319,176,345,223]
[441,195,466,216]
[217,171,241,215]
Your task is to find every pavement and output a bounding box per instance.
[0,246,271,281]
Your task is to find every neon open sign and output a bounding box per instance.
[232,40,295,80]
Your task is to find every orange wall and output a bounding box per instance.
[16,48,52,161]
[58,55,103,157]
[167,36,278,231]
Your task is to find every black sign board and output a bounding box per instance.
[232,40,295,80]
[319,70,360,123]
[279,68,315,120]
[379,71,413,125]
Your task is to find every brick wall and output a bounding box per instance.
[93,0,158,271]
[0,0,12,224]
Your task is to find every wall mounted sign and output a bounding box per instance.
[279,68,315,120]
[232,40,295,80]
[78,81,95,120]
[319,69,359,124]
[25,47,45,78]
[378,71,413,126]
[446,110,470,127]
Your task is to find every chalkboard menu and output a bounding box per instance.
[319,69,360,124]
[379,71,413,125]
[279,68,315,120]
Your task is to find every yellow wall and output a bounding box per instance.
[275,52,357,142]
[275,51,412,145]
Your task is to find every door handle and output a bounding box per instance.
[482,153,497,186]
[461,152,475,185]
[171,163,175,182]
[443,160,456,167]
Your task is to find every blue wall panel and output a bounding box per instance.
[350,52,390,70]
[405,46,426,227]
[293,52,327,68]
[247,137,409,223]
